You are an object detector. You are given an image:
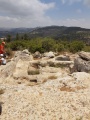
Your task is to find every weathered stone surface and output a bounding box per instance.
[13,59,30,81]
[74,57,90,72]
[0,51,90,120]
[13,50,33,61]
[78,51,90,61]
[43,51,55,58]
[33,51,42,58]
[72,51,90,73]
[0,61,16,79]
[55,55,70,61]
[0,71,90,120]
[22,49,30,54]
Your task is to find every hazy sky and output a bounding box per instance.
[0,0,90,28]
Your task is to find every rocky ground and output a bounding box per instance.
[0,50,90,120]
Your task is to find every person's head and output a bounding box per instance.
[1,42,5,46]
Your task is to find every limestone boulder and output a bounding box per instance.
[72,51,90,73]
[13,59,30,80]
[74,57,90,73]
[78,51,90,61]
[71,72,90,87]
[22,49,30,54]
[39,60,47,67]
[0,61,16,79]
[33,51,42,58]
[43,51,55,58]
[13,50,33,61]
[0,50,33,81]
[1,51,90,120]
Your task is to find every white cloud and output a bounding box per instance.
[0,15,90,29]
[0,15,54,28]
[55,18,90,28]
[0,0,90,28]
[0,0,55,27]
[0,0,55,17]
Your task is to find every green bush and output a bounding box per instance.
[83,45,90,52]
[5,38,86,54]
[42,38,56,52]
[57,43,64,52]
[69,41,85,53]
[28,38,44,53]
[9,41,28,51]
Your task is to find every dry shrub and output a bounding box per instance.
[42,79,47,83]
[48,75,57,80]
[76,117,83,120]
[0,89,5,94]
[6,48,14,58]
[60,86,75,92]
[28,69,40,75]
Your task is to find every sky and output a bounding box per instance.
[0,0,90,28]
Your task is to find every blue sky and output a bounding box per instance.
[0,0,90,28]
[45,0,89,19]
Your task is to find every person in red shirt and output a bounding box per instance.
[0,42,5,54]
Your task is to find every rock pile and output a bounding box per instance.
[0,50,90,120]
[74,51,90,73]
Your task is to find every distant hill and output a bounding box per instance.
[0,26,90,44]
[28,26,90,44]
[0,27,35,37]
[28,26,90,37]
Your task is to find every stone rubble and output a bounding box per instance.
[0,50,90,120]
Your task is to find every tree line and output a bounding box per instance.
[3,33,90,56]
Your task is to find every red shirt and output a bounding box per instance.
[0,44,5,54]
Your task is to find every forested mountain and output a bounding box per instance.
[27,26,90,45]
[28,26,90,39]
[0,28,35,37]
[0,26,90,44]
